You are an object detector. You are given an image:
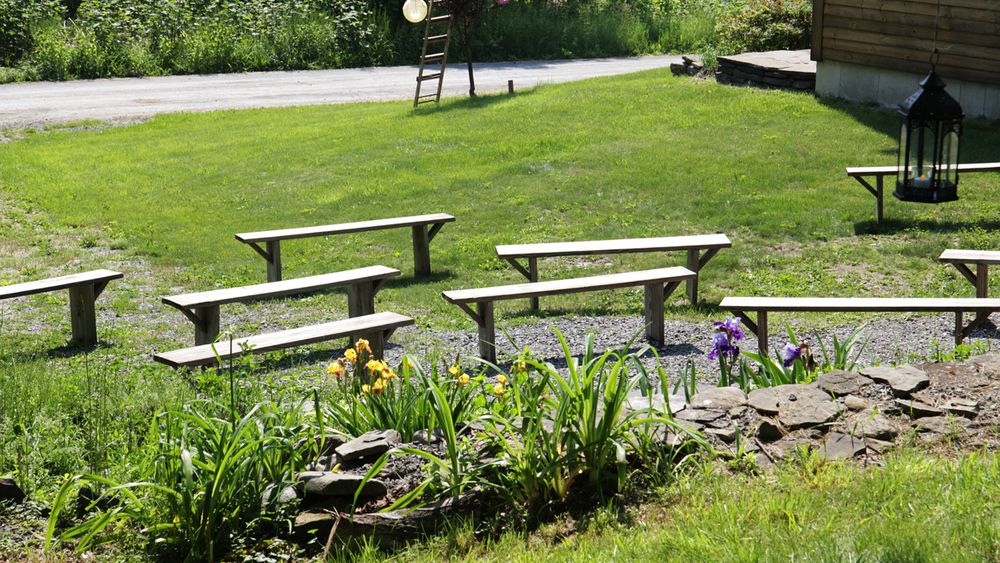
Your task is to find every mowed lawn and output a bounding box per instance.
[2,71,999,330]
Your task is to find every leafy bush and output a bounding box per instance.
[715,0,811,54]
[0,0,62,66]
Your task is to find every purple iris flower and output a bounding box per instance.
[713,317,745,341]
[781,343,802,367]
[708,331,739,361]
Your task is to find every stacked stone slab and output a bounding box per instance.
[716,49,816,92]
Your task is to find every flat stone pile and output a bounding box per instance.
[716,49,816,91]
[639,354,1000,467]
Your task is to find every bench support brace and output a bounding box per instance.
[451,301,496,362]
[186,306,221,346]
[955,311,992,344]
[949,263,990,298]
[851,175,885,224]
[729,310,766,356]
[246,241,283,283]
[504,258,541,309]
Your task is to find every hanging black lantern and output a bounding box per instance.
[895,68,964,203]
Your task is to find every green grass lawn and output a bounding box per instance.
[2,71,999,334]
[352,450,1000,562]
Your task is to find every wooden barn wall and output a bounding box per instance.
[812,0,1000,86]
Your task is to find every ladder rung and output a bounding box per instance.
[426,34,448,43]
[429,15,451,24]
[416,99,439,105]
[417,73,442,81]
[423,52,446,63]
[417,93,439,99]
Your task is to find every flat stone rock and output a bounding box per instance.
[942,399,979,419]
[262,484,299,508]
[675,408,726,424]
[626,392,687,414]
[0,478,25,503]
[690,387,747,411]
[895,399,943,419]
[336,430,401,462]
[779,399,844,430]
[756,418,785,442]
[861,365,929,397]
[705,426,739,444]
[859,413,898,441]
[748,384,829,415]
[913,416,971,434]
[304,472,387,499]
[843,395,869,411]
[816,371,863,396]
[822,432,866,460]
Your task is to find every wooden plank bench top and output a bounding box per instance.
[443,267,696,362]
[443,267,696,304]
[939,249,1000,264]
[154,312,414,369]
[0,269,124,347]
[162,266,399,310]
[720,296,1000,313]
[0,269,123,299]
[846,162,1000,178]
[235,213,455,243]
[495,234,731,259]
[235,213,455,282]
[163,265,400,345]
[720,296,1000,355]
[495,234,731,309]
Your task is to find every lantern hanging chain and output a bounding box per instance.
[930,0,941,68]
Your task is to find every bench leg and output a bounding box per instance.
[477,302,496,363]
[194,306,221,346]
[266,241,282,283]
[686,249,699,306]
[977,264,989,298]
[412,225,432,276]
[876,175,884,225]
[528,257,539,310]
[755,311,768,357]
[347,282,378,351]
[370,330,386,360]
[644,283,665,345]
[68,284,98,346]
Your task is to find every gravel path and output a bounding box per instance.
[381,313,1000,381]
[0,56,683,127]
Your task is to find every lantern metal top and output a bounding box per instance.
[899,70,964,121]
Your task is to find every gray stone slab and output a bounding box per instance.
[690,387,747,411]
[861,365,929,396]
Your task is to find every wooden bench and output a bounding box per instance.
[236,213,455,282]
[495,234,731,310]
[442,266,696,362]
[720,296,1000,356]
[846,162,1000,224]
[939,249,1000,298]
[153,312,414,369]
[162,266,399,345]
[0,269,123,346]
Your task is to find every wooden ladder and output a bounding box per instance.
[413,1,452,108]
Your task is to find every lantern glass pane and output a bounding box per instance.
[943,129,959,186]
[910,125,936,189]
[898,122,910,185]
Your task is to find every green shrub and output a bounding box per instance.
[715,0,811,54]
[0,0,63,66]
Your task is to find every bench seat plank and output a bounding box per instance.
[939,249,1000,264]
[444,267,696,304]
[495,234,731,259]
[847,162,1000,177]
[0,269,123,300]
[235,213,456,243]
[163,266,399,310]
[720,296,1000,312]
[154,312,414,369]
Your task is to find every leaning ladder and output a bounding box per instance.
[413,1,453,108]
